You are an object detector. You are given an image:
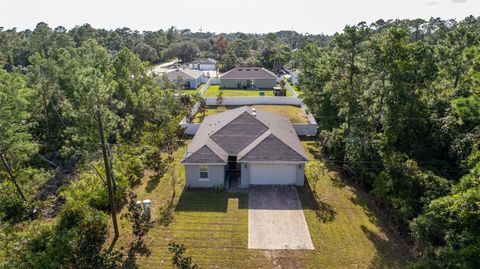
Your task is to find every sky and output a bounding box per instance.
[0,0,479,34]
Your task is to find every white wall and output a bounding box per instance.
[179,80,318,136]
[205,96,302,106]
[283,79,299,98]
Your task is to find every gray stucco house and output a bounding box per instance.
[219,67,277,89]
[166,68,204,89]
[181,106,308,188]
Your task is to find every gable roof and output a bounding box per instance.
[219,67,278,80]
[181,106,308,164]
[210,112,269,155]
[189,58,217,65]
[166,68,203,80]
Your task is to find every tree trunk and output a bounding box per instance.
[0,152,27,201]
[95,107,119,239]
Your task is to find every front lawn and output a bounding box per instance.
[203,85,292,97]
[108,138,413,268]
[193,105,310,124]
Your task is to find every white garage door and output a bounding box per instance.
[250,164,296,185]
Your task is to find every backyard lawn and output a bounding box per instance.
[193,105,310,124]
[108,138,413,268]
[182,83,204,95]
[202,85,292,97]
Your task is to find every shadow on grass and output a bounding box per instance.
[145,174,162,193]
[330,176,346,189]
[122,242,151,269]
[349,193,378,228]
[175,189,248,212]
[158,200,175,227]
[360,225,410,269]
[297,182,336,223]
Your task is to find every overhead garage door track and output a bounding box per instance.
[248,185,314,250]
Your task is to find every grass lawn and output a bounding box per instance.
[286,80,302,94]
[108,138,413,268]
[182,83,205,96]
[203,85,292,97]
[193,105,310,124]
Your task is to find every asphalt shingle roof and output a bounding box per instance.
[166,68,203,80]
[210,112,269,155]
[219,67,278,80]
[181,106,308,164]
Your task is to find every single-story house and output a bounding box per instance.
[219,67,277,89]
[188,58,218,71]
[181,106,308,188]
[166,68,204,89]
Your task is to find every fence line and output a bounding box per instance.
[205,96,302,106]
[179,80,318,136]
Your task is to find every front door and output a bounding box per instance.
[227,156,241,188]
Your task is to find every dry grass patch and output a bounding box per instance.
[193,105,309,124]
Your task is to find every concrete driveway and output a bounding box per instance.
[248,185,314,250]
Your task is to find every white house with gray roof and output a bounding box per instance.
[219,67,278,89]
[166,68,204,89]
[181,106,308,188]
[188,58,217,71]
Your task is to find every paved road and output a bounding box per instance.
[248,185,314,250]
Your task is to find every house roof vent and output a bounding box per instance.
[252,111,257,117]
[252,108,256,112]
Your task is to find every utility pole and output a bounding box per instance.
[95,106,119,238]
[0,151,27,201]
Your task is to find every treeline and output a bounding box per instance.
[299,16,480,267]
[0,24,188,267]
[1,23,329,74]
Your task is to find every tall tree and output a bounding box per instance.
[0,70,37,200]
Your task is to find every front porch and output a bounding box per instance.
[225,156,247,192]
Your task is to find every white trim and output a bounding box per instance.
[198,178,210,182]
[238,161,308,164]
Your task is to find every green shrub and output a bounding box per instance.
[0,167,49,222]
[114,151,145,187]
[0,203,121,268]
[0,182,29,221]
[61,166,130,211]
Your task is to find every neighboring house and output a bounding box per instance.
[166,68,204,89]
[219,67,277,89]
[188,58,218,71]
[181,106,308,188]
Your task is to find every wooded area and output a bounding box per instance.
[299,17,480,268]
[0,16,479,268]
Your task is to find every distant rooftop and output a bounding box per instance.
[166,68,204,80]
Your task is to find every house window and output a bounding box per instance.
[199,165,209,179]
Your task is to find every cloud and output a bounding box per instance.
[451,0,468,3]
[424,0,438,5]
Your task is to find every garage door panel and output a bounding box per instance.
[250,164,296,185]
